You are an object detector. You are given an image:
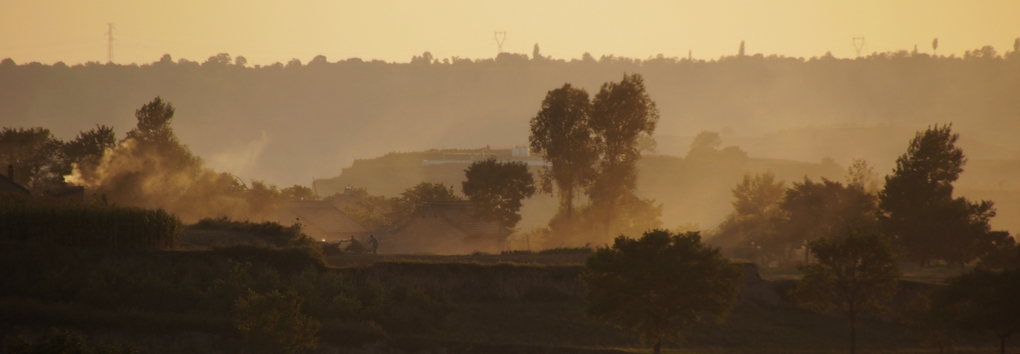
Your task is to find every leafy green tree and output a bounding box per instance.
[935,268,1020,354]
[777,177,879,261]
[587,73,659,220]
[976,233,1019,270]
[281,184,318,201]
[685,130,722,158]
[529,83,598,216]
[124,96,198,170]
[340,187,391,228]
[0,127,63,189]
[845,158,880,194]
[62,124,116,172]
[234,289,321,354]
[711,171,786,262]
[461,158,536,229]
[385,182,461,226]
[246,180,282,219]
[880,124,1002,266]
[792,232,900,354]
[582,229,742,354]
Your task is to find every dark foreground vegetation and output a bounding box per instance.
[2,218,1018,353]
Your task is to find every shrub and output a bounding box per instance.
[192,216,311,247]
[234,289,321,354]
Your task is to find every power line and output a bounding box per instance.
[106,23,116,64]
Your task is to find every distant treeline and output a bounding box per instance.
[2,47,1018,185]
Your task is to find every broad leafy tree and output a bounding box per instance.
[124,96,198,171]
[793,232,900,354]
[777,177,879,261]
[685,130,722,158]
[385,182,461,226]
[582,229,742,354]
[587,73,659,215]
[62,124,116,172]
[935,268,1020,354]
[461,158,536,229]
[880,124,1003,266]
[0,127,63,189]
[528,83,598,216]
[711,171,786,262]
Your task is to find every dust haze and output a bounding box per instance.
[2,46,1020,239]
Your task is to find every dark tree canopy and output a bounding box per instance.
[461,158,536,229]
[63,124,117,170]
[687,131,722,156]
[935,268,1020,354]
[711,171,786,261]
[582,229,742,354]
[793,232,900,354]
[880,124,1002,266]
[777,177,879,257]
[127,96,178,147]
[385,182,461,226]
[0,127,63,189]
[528,83,598,216]
[588,73,659,209]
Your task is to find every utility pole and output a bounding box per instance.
[852,37,865,58]
[106,23,115,64]
[494,31,506,55]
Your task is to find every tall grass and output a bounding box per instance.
[0,203,181,249]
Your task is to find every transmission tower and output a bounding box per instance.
[852,37,865,58]
[106,23,116,64]
[494,31,506,54]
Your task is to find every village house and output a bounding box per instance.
[330,186,389,219]
[381,201,511,254]
[0,165,30,196]
[272,200,371,242]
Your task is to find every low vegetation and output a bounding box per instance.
[0,199,181,249]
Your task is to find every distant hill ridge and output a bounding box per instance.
[2,52,1018,187]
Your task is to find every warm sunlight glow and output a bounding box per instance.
[2,0,1018,65]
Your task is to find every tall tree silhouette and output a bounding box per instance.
[529,84,598,217]
[880,124,1000,266]
[588,74,659,235]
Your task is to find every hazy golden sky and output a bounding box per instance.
[2,0,1018,65]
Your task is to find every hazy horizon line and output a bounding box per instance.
[4,42,1017,67]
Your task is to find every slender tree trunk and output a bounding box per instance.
[999,333,1007,354]
[850,313,857,354]
[653,338,661,354]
